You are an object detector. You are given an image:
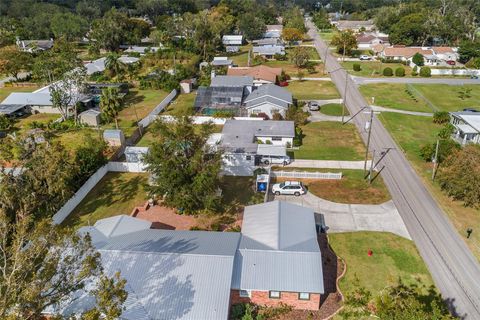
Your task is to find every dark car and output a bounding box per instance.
[463,108,479,112]
[446,60,456,66]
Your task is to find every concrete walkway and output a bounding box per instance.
[352,75,480,85]
[274,192,411,239]
[370,105,433,117]
[287,159,372,170]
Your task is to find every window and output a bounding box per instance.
[246,155,252,161]
[298,292,310,300]
[269,291,281,299]
[239,290,251,298]
[271,137,282,141]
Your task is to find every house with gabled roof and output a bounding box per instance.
[49,200,324,319]
[450,111,480,145]
[227,65,282,85]
[244,84,293,118]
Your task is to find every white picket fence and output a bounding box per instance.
[158,115,263,125]
[52,162,147,224]
[271,170,342,180]
[138,89,177,128]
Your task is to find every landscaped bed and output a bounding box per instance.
[286,80,340,100]
[63,172,149,228]
[292,122,365,160]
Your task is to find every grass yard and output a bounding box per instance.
[52,129,100,154]
[164,92,195,116]
[263,60,325,78]
[13,113,60,134]
[0,86,39,102]
[102,89,169,136]
[359,83,432,112]
[63,172,149,229]
[341,61,412,78]
[413,84,480,112]
[286,80,340,100]
[319,31,335,44]
[292,122,365,160]
[286,47,320,60]
[329,232,434,294]
[320,103,349,116]
[220,176,264,213]
[229,45,252,67]
[379,113,480,260]
[273,168,390,204]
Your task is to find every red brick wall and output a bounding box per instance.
[230,290,321,310]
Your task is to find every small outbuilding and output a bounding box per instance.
[79,109,102,127]
[125,146,149,163]
[103,129,125,147]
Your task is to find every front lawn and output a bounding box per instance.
[413,84,480,112]
[292,122,365,160]
[379,112,480,260]
[164,92,195,116]
[320,103,349,116]
[359,83,432,112]
[341,61,412,78]
[63,172,149,228]
[286,47,320,60]
[287,80,340,100]
[329,232,434,294]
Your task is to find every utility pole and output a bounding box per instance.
[342,73,348,123]
[323,45,329,75]
[368,149,375,184]
[364,109,374,172]
[432,139,440,181]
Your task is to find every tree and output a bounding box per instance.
[331,30,357,58]
[90,8,130,51]
[389,13,427,46]
[312,9,331,30]
[0,46,33,80]
[0,212,127,319]
[395,67,406,76]
[283,7,307,33]
[32,39,80,83]
[282,28,303,45]
[100,87,122,129]
[51,13,88,41]
[290,46,310,68]
[0,115,13,131]
[144,117,222,214]
[438,145,480,208]
[50,68,87,121]
[412,52,425,66]
[383,67,393,76]
[74,134,108,185]
[420,139,460,163]
[458,41,480,64]
[105,52,125,78]
[238,13,266,41]
[433,111,451,124]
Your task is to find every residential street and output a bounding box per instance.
[307,19,480,319]
[352,75,480,85]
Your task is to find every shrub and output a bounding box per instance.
[433,111,451,124]
[353,63,361,71]
[438,123,455,139]
[420,139,460,163]
[395,67,405,77]
[411,65,418,76]
[419,66,431,77]
[412,52,424,66]
[265,140,272,144]
[383,67,393,76]
[274,53,287,61]
[272,112,283,120]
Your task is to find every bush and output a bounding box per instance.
[383,67,393,76]
[272,112,283,120]
[411,65,418,76]
[419,66,431,77]
[420,139,460,163]
[433,111,451,124]
[353,63,361,71]
[274,53,287,61]
[438,123,455,139]
[395,67,405,77]
[412,52,425,66]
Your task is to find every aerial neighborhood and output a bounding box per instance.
[0,0,479,320]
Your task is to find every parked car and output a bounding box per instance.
[359,55,372,60]
[446,60,456,66]
[308,101,320,111]
[272,181,306,196]
[463,108,479,112]
[260,155,291,165]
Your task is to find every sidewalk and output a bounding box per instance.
[370,105,433,117]
[287,159,372,170]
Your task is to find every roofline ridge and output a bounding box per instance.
[98,248,236,258]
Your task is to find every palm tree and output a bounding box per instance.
[100,87,122,129]
[105,53,124,78]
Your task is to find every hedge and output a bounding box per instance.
[395,67,405,77]
[383,67,393,76]
[419,66,432,77]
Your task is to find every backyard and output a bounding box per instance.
[360,83,480,112]
[219,176,264,213]
[286,80,340,100]
[63,172,149,228]
[329,232,434,294]
[292,122,365,160]
[164,92,195,116]
[379,112,480,260]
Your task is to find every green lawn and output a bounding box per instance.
[413,84,480,112]
[286,47,320,60]
[0,86,39,102]
[102,89,169,136]
[341,61,412,78]
[320,103,349,116]
[14,113,60,134]
[164,92,195,116]
[287,80,340,100]
[329,232,434,294]
[263,60,325,77]
[319,31,335,44]
[229,45,252,67]
[292,122,365,160]
[359,83,433,112]
[63,172,149,228]
[379,113,480,260]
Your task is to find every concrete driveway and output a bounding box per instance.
[273,192,411,239]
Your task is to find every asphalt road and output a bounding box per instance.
[307,20,480,319]
[352,75,480,85]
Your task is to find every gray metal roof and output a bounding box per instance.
[0,104,27,115]
[2,92,52,106]
[74,217,241,320]
[232,201,324,293]
[93,215,152,238]
[253,45,285,55]
[221,120,295,153]
[211,76,253,87]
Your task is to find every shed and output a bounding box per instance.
[180,79,193,94]
[125,146,149,163]
[103,129,125,147]
[79,109,101,127]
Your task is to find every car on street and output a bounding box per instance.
[359,55,372,60]
[260,155,291,165]
[308,101,320,111]
[271,181,306,196]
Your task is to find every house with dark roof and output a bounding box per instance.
[16,38,54,52]
[244,84,293,118]
[51,200,324,319]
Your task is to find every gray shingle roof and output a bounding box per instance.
[211,76,253,87]
[232,201,324,293]
[253,45,285,55]
[221,120,295,153]
[244,84,293,106]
